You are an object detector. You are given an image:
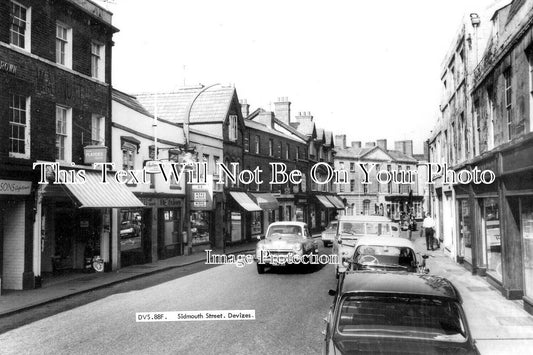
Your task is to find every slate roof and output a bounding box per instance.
[324,130,334,147]
[112,89,153,117]
[274,118,309,142]
[387,150,418,163]
[335,146,418,163]
[244,119,305,143]
[294,120,316,137]
[136,84,236,123]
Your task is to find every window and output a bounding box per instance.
[9,94,30,158]
[228,115,238,141]
[504,70,512,140]
[91,114,105,145]
[269,139,273,156]
[55,106,71,162]
[56,23,72,68]
[278,142,282,158]
[529,51,533,134]
[363,183,368,195]
[10,1,30,50]
[244,132,250,152]
[350,179,355,192]
[296,147,300,160]
[91,42,105,80]
[487,87,495,150]
[451,121,456,163]
[350,162,355,171]
[387,165,392,194]
[286,143,290,160]
[255,136,260,154]
[363,200,370,215]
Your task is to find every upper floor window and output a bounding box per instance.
[269,139,273,156]
[9,94,30,159]
[228,115,238,141]
[91,114,105,145]
[350,162,355,171]
[350,179,355,192]
[55,105,72,162]
[56,23,72,68]
[255,136,260,154]
[504,69,512,140]
[286,143,290,160]
[10,1,30,50]
[91,42,105,80]
[244,132,250,152]
[296,147,300,160]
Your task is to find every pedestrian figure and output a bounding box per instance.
[422,212,436,251]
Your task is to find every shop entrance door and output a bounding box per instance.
[53,211,74,271]
[522,198,533,299]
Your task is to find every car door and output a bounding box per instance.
[304,226,317,252]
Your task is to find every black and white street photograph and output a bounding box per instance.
[1,0,533,354]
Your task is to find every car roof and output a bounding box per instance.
[341,271,460,301]
[267,221,307,227]
[338,215,394,222]
[355,236,415,248]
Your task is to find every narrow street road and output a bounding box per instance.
[0,245,337,355]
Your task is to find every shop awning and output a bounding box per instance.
[229,191,262,212]
[315,194,335,209]
[61,171,145,208]
[251,193,280,210]
[326,195,345,210]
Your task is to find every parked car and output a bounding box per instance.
[323,272,479,355]
[255,221,318,274]
[321,220,338,247]
[332,215,400,278]
[338,236,428,275]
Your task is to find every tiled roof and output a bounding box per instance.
[295,120,316,137]
[387,150,418,163]
[244,119,305,143]
[335,147,372,158]
[136,84,236,123]
[112,89,153,117]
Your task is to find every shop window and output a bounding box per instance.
[120,210,142,253]
[458,199,472,262]
[251,211,262,235]
[91,42,105,80]
[56,23,72,68]
[9,94,30,159]
[55,105,72,162]
[191,211,210,245]
[231,212,241,242]
[10,1,30,50]
[483,198,502,281]
[522,198,533,299]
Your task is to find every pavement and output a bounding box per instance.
[0,240,259,318]
[408,233,533,355]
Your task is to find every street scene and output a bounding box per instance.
[1,0,533,354]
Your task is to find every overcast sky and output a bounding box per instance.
[101,0,492,154]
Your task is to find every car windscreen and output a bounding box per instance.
[340,222,391,236]
[354,245,416,268]
[336,295,467,342]
[326,222,338,231]
[266,225,303,238]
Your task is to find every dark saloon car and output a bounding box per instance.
[323,272,479,355]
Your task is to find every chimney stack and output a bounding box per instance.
[274,97,291,124]
[295,111,313,122]
[335,135,346,149]
[240,99,249,118]
[395,140,414,157]
[365,142,376,148]
[255,109,275,129]
[376,139,387,150]
[351,141,362,148]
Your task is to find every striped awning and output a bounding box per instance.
[326,195,345,210]
[61,171,144,208]
[251,193,279,210]
[229,192,262,212]
[315,195,335,209]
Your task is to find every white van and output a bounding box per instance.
[332,215,400,277]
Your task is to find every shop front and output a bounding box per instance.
[251,193,279,235]
[0,177,34,291]
[314,194,336,229]
[294,195,308,224]
[227,191,262,243]
[37,170,144,278]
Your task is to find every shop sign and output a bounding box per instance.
[296,198,307,204]
[138,197,182,208]
[84,145,108,164]
[190,176,213,211]
[0,60,17,75]
[0,179,32,195]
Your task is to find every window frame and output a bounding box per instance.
[9,94,31,159]
[91,114,105,145]
[10,1,31,50]
[504,69,512,140]
[91,41,105,80]
[55,105,72,162]
[56,22,72,68]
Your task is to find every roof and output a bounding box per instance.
[112,89,153,117]
[340,272,460,301]
[386,150,418,163]
[335,147,373,159]
[136,84,236,123]
[273,118,309,142]
[338,215,394,223]
[324,131,334,147]
[355,236,415,249]
[245,117,306,144]
[293,120,316,137]
[268,221,307,227]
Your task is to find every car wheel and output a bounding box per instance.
[257,263,265,274]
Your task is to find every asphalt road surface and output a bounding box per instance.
[0,245,337,355]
